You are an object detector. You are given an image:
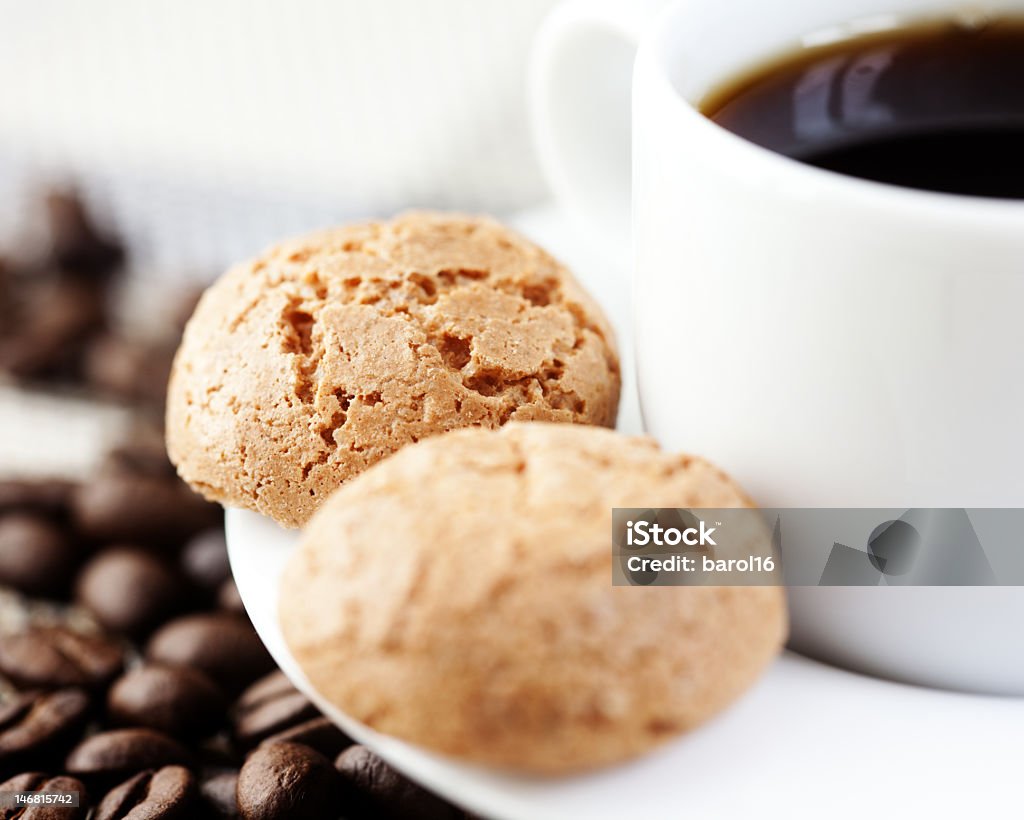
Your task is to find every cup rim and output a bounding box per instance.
[646,1,1024,225]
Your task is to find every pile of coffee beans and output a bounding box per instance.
[0,436,469,819]
[0,189,191,408]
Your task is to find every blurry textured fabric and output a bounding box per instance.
[0,0,556,277]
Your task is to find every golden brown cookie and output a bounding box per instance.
[280,423,787,774]
[166,213,620,527]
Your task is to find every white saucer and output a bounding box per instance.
[228,507,1023,820]
[227,206,1024,818]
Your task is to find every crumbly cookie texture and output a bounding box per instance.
[166,213,620,527]
[280,423,787,774]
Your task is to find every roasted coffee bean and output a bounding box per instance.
[94,765,197,820]
[107,664,225,741]
[218,578,245,615]
[0,772,88,820]
[0,279,106,379]
[146,614,273,696]
[0,773,46,820]
[72,473,220,548]
[198,770,240,819]
[0,689,90,776]
[0,627,123,691]
[45,190,124,280]
[0,333,48,379]
[180,530,231,591]
[102,441,175,481]
[237,742,339,820]
[0,480,73,519]
[75,548,183,638]
[0,773,39,820]
[65,728,190,786]
[235,672,299,709]
[191,739,238,772]
[261,717,352,760]
[335,745,461,820]
[0,514,78,598]
[233,672,317,750]
[83,335,175,407]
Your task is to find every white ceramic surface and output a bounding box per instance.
[530,0,1024,694]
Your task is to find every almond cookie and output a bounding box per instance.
[166,213,620,527]
[279,423,787,774]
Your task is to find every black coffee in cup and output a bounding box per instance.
[701,17,1024,198]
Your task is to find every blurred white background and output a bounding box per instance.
[0,0,557,277]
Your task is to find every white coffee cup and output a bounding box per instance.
[531,0,1024,695]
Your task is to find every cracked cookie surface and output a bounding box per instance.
[166,213,621,527]
[279,423,787,773]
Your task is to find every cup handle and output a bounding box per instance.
[529,0,663,257]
